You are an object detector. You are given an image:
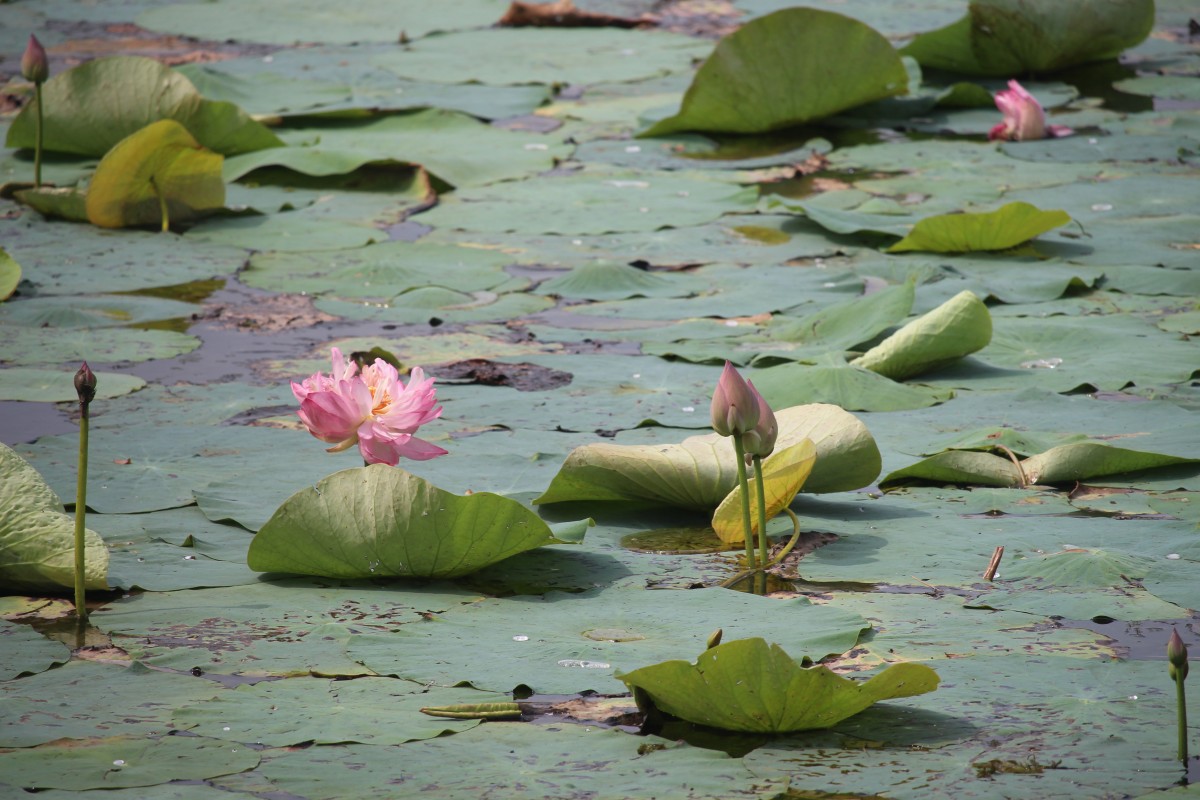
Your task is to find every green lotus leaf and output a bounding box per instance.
[6,56,281,157]
[901,0,1155,77]
[534,404,880,510]
[85,120,226,230]
[711,439,815,545]
[880,441,1200,490]
[0,248,19,302]
[886,202,1071,254]
[852,290,992,381]
[619,637,939,734]
[0,442,108,592]
[13,186,90,223]
[247,465,587,579]
[643,8,909,136]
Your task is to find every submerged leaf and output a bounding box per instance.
[619,637,939,733]
[711,439,815,545]
[852,290,992,381]
[85,120,226,230]
[643,9,908,136]
[534,404,880,510]
[886,202,1071,254]
[247,465,585,579]
[0,443,108,592]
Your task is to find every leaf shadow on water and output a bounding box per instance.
[464,547,635,596]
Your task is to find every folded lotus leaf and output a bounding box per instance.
[619,637,939,733]
[852,290,991,381]
[534,404,880,510]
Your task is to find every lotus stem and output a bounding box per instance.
[732,436,756,572]
[720,508,803,589]
[33,82,43,188]
[752,454,769,569]
[1176,673,1188,763]
[150,175,169,232]
[73,393,89,623]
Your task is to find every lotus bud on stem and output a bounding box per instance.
[73,362,96,623]
[711,362,760,571]
[744,380,777,570]
[1168,628,1189,763]
[21,35,49,188]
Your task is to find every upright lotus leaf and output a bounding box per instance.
[901,0,1155,77]
[642,8,909,136]
[852,290,991,381]
[619,638,939,734]
[881,441,1200,490]
[711,439,815,545]
[886,203,1071,254]
[0,248,20,301]
[534,404,880,510]
[6,56,281,157]
[0,442,108,592]
[85,120,226,230]
[247,465,586,579]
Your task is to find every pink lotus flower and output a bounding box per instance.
[292,348,448,466]
[988,80,1073,142]
[741,380,777,458]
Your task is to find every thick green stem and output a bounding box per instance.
[73,401,89,623]
[752,455,769,568]
[33,83,43,188]
[1177,674,1189,763]
[732,436,756,572]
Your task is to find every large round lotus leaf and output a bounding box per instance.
[901,0,1155,77]
[226,110,572,189]
[137,0,503,45]
[315,289,554,325]
[711,439,815,544]
[0,294,197,329]
[534,403,881,510]
[0,619,69,681]
[5,56,280,157]
[173,678,495,745]
[886,203,1072,254]
[0,247,19,301]
[0,442,108,592]
[0,660,223,747]
[348,586,869,694]
[184,213,381,252]
[537,261,689,301]
[86,120,226,230]
[0,325,199,367]
[92,579,483,676]
[416,171,756,235]
[852,290,992,381]
[620,637,938,733]
[372,28,711,86]
[644,9,907,137]
[232,723,776,800]
[0,368,145,402]
[3,735,259,792]
[247,465,585,579]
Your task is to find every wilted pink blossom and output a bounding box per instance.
[710,361,759,438]
[988,80,1073,142]
[292,348,447,466]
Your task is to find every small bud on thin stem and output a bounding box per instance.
[72,363,95,624]
[1168,628,1189,763]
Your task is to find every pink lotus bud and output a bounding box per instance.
[21,35,49,84]
[1168,628,1189,681]
[988,80,1073,142]
[741,380,777,458]
[710,361,759,438]
[74,362,96,405]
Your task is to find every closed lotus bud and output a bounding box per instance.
[741,381,777,458]
[710,361,759,438]
[21,34,49,84]
[1168,628,1189,681]
[74,362,96,405]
